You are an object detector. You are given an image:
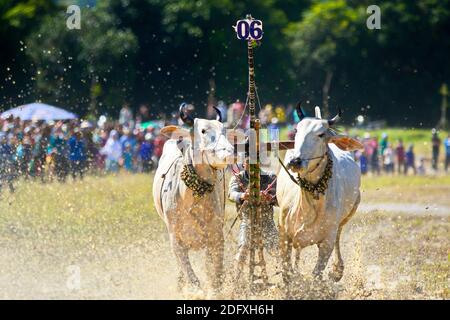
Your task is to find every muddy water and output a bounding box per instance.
[1,209,448,299]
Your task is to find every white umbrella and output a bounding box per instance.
[1,102,78,121]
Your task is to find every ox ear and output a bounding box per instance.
[329,135,364,151]
[160,125,191,139]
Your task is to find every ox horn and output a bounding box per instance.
[296,101,306,121]
[213,106,222,122]
[179,103,194,127]
[328,108,342,126]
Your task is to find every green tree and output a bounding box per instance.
[285,0,365,117]
[26,4,138,116]
[0,0,56,109]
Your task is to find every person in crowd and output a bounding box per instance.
[445,133,450,172]
[380,132,389,156]
[169,111,178,125]
[152,131,166,168]
[68,129,86,180]
[122,142,134,172]
[431,128,441,171]
[359,151,368,175]
[383,142,395,174]
[417,157,426,175]
[274,105,286,124]
[100,130,122,173]
[48,125,68,182]
[0,133,15,194]
[395,139,405,174]
[227,100,247,129]
[33,124,51,181]
[83,126,98,173]
[17,132,33,178]
[370,137,380,175]
[405,144,416,175]
[137,104,151,124]
[259,104,272,126]
[139,133,154,173]
[119,103,133,128]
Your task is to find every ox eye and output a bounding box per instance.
[318,133,325,138]
[201,129,206,134]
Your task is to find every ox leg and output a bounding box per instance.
[232,242,249,294]
[312,240,334,280]
[171,237,200,290]
[232,219,250,293]
[329,197,359,282]
[293,248,301,270]
[329,226,344,282]
[177,272,186,291]
[206,240,224,292]
[280,228,293,292]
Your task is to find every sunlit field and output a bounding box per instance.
[0,172,448,299]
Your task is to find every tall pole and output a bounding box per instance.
[235,14,268,292]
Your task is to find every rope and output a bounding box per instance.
[277,153,334,200]
[232,95,249,130]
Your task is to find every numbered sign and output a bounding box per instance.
[233,19,263,41]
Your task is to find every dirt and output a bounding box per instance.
[0,208,448,300]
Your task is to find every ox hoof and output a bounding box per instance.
[206,289,224,300]
[312,270,324,281]
[328,266,344,282]
[182,286,205,300]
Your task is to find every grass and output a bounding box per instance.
[0,174,163,250]
[361,174,450,189]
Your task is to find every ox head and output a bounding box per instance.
[288,102,363,177]
[161,104,234,169]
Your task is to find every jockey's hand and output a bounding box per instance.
[260,191,272,202]
[240,190,250,201]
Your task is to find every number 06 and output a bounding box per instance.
[235,19,263,40]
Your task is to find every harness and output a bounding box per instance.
[180,164,215,199]
[278,151,333,200]
[159,144,224,212]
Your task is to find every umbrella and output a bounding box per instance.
[1,102,78,121]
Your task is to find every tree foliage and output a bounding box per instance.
[0,0,449,126]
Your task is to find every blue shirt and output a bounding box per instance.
[445,138,450,155]
[139,142,153,161]
[68,136,86,162]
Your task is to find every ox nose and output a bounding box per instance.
[287,157,308,171]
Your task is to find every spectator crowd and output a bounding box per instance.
[1,101,450,194]
[352,129,450,176]
[0,104,168,193]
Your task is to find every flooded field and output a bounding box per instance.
[0,174,448,299]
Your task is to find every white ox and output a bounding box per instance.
[153,105,234,294]
[277,104,363,287]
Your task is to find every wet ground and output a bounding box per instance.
[0,174,448,299]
